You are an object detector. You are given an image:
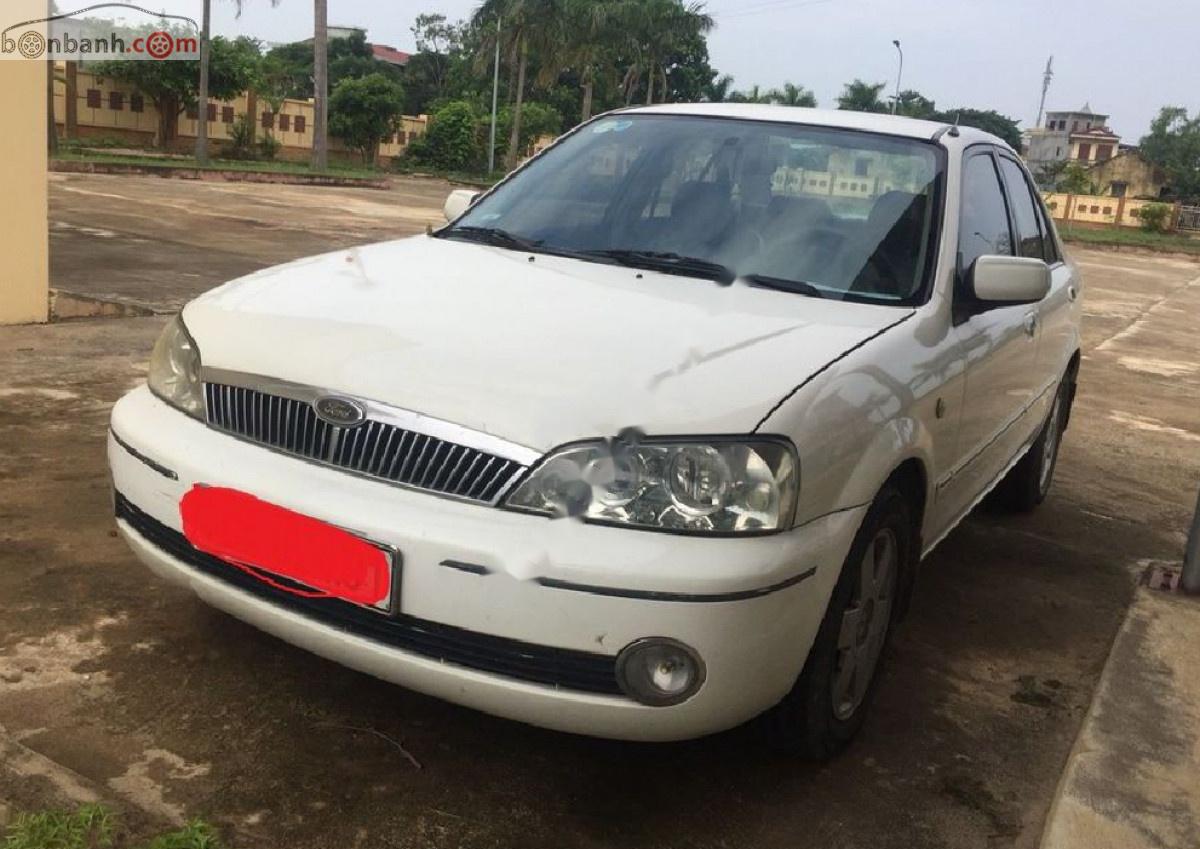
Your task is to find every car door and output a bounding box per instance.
[939,147,1043,515]
[996,153,1076,408]
[998,154,1075,417]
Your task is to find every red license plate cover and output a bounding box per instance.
[180,486,393,609]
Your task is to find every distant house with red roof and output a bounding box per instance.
[370,44,411,67]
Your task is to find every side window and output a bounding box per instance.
[1036,201,1060,264]
[959,152,1013,274]
[998,157,1045,261]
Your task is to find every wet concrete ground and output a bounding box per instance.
[2,174,1198,847]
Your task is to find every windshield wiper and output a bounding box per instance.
[584,249,736,284]
[441,226,546,252]
[739,274,825,299]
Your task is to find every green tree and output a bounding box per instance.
[261,31,402,100]
[492,100,562,159]
[473,0,566,169]
[895,89,936,119]
[552,0,622,121]
[329,73,406,163]
[836,79,888,113]
[1140,107,1200,203]
[728,84,770,104]
[1056,162,1095,194]
[617,0,713,106]
[92,34,259,147]
[410,100,481,170]
[934,107,1022,150]
[703,74,734,103]
[767,82,816,107]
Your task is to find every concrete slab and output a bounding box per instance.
[48,172,457,311]
[4,180,1199,846]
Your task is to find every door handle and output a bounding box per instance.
[1023,313,1038,337]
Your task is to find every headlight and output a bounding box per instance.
[148,315,204,419]
[504,435,798,534]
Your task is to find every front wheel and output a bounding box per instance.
[762,485,912,759]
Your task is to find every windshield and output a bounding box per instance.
[444,114,944,305]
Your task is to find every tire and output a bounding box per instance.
[762,485,912,759]
[995,375,1070,513]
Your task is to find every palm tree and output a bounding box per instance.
[836,79,888,113]
[474,0,564,169]
[559,0,619,121]
[619,0,713,106]
[703,74,734,103]
[767,82,816,108]
[195,0,211,163]
[728,84,769,104]
[312,0,328,169]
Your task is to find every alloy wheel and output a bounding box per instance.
[1039,393,1063,495]
[831,527,899,721]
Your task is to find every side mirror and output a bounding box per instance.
[970,255,1050,305]
[443,189,480,222]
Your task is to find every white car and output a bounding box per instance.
[109,104,1080,758]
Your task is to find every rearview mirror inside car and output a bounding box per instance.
[970,255,1051,305]
[443,189,480,222]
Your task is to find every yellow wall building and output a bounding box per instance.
[1042,192,1176,229]
[54,64,428,164]
[0,3,50,325]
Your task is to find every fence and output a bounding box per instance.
[52,63,428,165]
[1178,206,1200,232]
[1040,192,1185,230]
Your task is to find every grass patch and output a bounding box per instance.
[1059,224,1200,255]
[2,804,113,849]
[3,806,221,849]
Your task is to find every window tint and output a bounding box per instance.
[959,153,1012,272]
[998,157,1045,261]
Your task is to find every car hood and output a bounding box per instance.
[184,236,910,452]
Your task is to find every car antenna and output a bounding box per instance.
[948,112,961,137]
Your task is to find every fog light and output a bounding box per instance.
[616,638,705,706]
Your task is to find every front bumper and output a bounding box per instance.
[109,385,865,740]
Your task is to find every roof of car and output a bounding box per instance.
[618,103,1009,149]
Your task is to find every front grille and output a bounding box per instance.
[116,492,622,696]
[204,383,525,504]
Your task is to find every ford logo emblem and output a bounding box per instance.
[313,396,367,427]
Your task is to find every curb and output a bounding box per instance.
[50,159,391,189]
[49,289,163,322]
[1039,583,1200,849]
[1060,239,1200,263]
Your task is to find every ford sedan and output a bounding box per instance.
[109,104,1080,758]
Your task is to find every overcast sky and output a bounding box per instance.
[122,0,1197,139]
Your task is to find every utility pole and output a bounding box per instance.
[195,0,211,164]
[1036,55,1053,129]
[891,40,903,115]
[488,14,501,175]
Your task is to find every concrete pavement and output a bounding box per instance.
[1,174,1198,848]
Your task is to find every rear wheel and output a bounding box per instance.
[995,376,1069,512]
[763,485,911,759]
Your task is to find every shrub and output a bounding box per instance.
[411,100,480,171]
[225,113,257,160]
[1137,202,1172,233]
[257,133,281,161]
